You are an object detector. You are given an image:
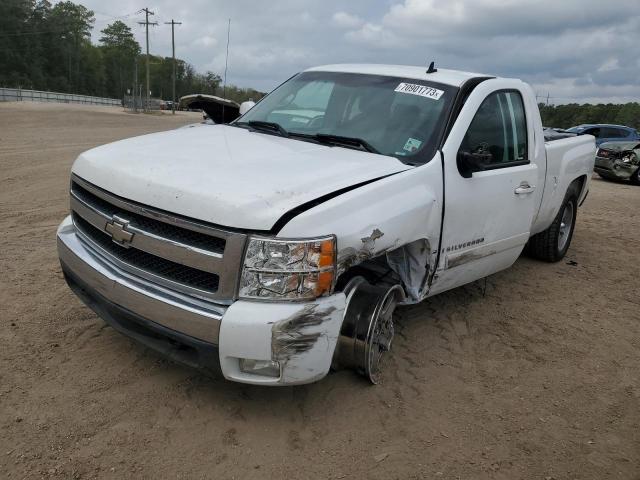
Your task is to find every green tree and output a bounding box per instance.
[0,0,264,102]
[614,103,640,129]
[540,103,640,130]
[0,0,35,87]
[46,1,95,92]
[99,20,140,98]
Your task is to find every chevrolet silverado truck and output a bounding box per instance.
[57,64,595,385]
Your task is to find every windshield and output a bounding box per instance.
[236,71,458,164]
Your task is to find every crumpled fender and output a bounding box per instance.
[278,156,444,301]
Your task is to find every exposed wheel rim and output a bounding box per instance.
[365,287,400,384]
[558,200,575,252]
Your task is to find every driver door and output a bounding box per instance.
[429,83,539,295]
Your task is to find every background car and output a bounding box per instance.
[594,141,640,185]
[566,124,640,146]
[178,94,240,123]
[543,127,577,141]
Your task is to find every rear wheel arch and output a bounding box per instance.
[570,174,588,201]
[527,181,580,262]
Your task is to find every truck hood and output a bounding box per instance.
[72,125,411,230]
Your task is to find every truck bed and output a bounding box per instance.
[531,135,595,235]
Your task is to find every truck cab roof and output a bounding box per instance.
[305,64,493,87]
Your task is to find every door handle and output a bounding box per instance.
[515,182,536,195]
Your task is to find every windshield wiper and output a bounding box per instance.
[233,123,378,153]
[242,120,289,137]
[313,134,380,154]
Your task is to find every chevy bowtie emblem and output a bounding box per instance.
[105,216,134,247]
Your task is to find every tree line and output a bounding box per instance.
[3,1,638,120]
[0,0,264,103]
[540,103,640,130]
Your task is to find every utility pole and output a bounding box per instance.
[133,57,138,112]
[138,8,157,111]
[164,19,182,114]
[223,18,231,100]
[222,18,231,120]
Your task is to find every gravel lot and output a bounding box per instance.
[1,102,639,480]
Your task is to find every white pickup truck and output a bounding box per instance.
[57,64,595,385]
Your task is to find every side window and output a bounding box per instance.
[584,127,601,138]
[460,91,528,166]
[604,127,627,138]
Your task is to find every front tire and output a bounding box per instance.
[527,190,578,262]
[332,278,405,384]
[630,166,640,186]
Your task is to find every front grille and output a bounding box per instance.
[69,175,246,301]
[73,214,219,293]
[72,182,226,254]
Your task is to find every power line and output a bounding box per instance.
[164,19,182,113]
[93,9,143,20]
[0,30,68,37]
[138,8,158,111]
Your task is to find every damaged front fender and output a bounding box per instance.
[278,158,444,302]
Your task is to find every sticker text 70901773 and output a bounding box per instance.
[394,82,444,100]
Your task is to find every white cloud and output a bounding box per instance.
[332,11,364,28]
[345,23,401,47]
[597,58,619,73]
[384,0,466,33]
[68,0,640,103]
[192,35,217,48]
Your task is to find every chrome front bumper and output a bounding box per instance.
[58,215,348,385]
[58,216,224,360]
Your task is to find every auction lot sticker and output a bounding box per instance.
[395,82,444,100]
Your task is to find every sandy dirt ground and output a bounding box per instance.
[1,102,639,480]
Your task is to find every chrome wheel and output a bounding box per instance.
[332,278,405,384]
[365,287,401,384]
[558,200,574,252]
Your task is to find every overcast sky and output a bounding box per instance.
[76,0,639,104]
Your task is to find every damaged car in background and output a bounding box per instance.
[178,94,241,124]
[57,64,595,386]
[594,141,640,185]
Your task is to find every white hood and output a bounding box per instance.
[72,125,410,230]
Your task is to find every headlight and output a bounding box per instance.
[621,154,633,164]
[239,235,336,300]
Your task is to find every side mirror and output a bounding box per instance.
[457,150,492,178]
[239,101,256,115]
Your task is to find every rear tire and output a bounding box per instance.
[527,189,578,262]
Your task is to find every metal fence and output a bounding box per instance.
[0,87,121,106]
[123,95,163,111]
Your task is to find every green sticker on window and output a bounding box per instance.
[403,138,422,153]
